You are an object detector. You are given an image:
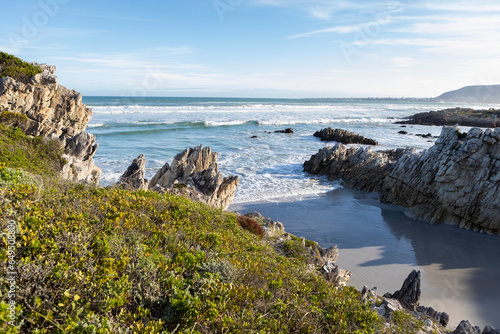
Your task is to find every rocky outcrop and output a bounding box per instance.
[243,211,351,287]
[0,76,92,138]
[383,270,421,311]
[304,126,500,234]
[149,145,238,210]
[303,144,412,192]
[117,154,149,190]
[382,127,500,233]
[451,321,500,334]
[397,108,499,128]
[59,132,100,184]
[0,63,100,184]
[365,272,449,331]
[313,128,378,145]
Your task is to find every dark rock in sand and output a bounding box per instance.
[313,128,378,145]
[251,135,258,138]
[384,270,421,311]
[149,145,238,210]
[397,107,500,128]
[398,130,408,135]
[275,128,294,134]
[118,154,149,190]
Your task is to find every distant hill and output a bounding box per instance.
[435,85,500,103]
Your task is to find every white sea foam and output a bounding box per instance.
[90,98,477,203]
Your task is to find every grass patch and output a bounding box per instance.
[0,52,42,83]
[0,121,65,179]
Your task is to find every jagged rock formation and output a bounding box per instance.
[303,145,412,192]
[383,270,421,311]
[382,127,500,233]
[304,126,500,234]
[149,145,238,210]
[59,132,100,184]
[0,62,100,183]
[313,128,378,145]
[117,154,149,190]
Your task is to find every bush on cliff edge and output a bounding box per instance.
[0,52,42,83]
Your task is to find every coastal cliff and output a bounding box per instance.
[0,59,100,183]
[304,127,500,234]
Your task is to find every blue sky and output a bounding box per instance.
[2,0,500,98]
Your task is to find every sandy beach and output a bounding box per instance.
[230,188,500,329]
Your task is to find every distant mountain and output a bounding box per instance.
[435,85,500,103]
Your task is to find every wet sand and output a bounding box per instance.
[230,188,500,329]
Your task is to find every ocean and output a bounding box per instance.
[84,96,500,328]
[84,96,479,204]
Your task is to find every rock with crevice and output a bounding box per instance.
[313,128,378,145]
[149,145,238,210]
[304,126,500,234]
[117,154,149,190]
[0,62,100,184]
[303,144,413,192]
[59,132,100,184]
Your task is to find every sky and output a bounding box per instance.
[1,0,500,98]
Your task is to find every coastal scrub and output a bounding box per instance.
[0,118,427,333]
[0,52,42,84]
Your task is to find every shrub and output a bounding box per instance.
[0,123,65,178]
[237,215,264,238]
[0,111,29,128]
[0,166,39,188]
[0,52,42,83]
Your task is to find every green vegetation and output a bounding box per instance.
[0,52,42,83]
[0,120,428,333]
[455,107,500,118]
[0,115,65,179]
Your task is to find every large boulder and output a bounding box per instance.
[149,145,238,210]
[304,126,500,234]
[313,128,378,145]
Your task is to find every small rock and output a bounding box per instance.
[313,127,378,145]
[275,128,294,134]
[398,130,408,135]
